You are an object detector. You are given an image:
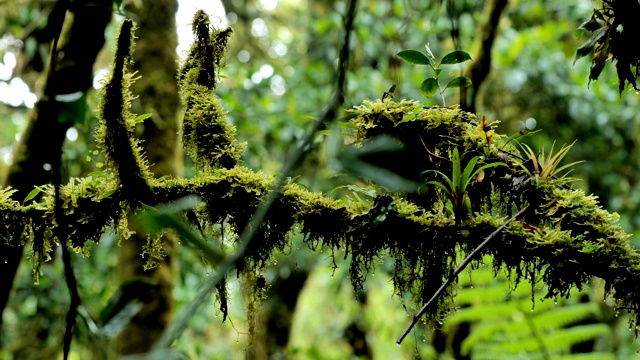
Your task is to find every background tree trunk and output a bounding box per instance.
[460,0,509,113]
[113,0,181,354]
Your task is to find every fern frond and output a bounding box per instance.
[554,352,615,360]
[531,302,600,330]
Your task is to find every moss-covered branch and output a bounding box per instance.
[2,14,640,337]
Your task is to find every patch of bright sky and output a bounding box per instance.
[175,0,227,60]
[177,0,286,96]
[0,34,37,109]
[260,0,278,11]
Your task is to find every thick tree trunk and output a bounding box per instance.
[113,0,181,354]
[0,0,111,329]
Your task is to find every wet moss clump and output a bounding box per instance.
[179,11,245,171]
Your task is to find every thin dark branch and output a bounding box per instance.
[45,1,81,359]
[152,0,359,349]
[317,0,357,125]
[61,243,81,360]
[396,205,530,345]
[446,0,460,50]
[460,0,509,112]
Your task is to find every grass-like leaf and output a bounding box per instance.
[519,141,584,182]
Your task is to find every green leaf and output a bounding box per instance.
[345,184,377,198]
[451,148,462,194]
[420,78,439,98]
[399,106,423,124]
[397,50,431,65]
[440,50,472,65]
[460,156,481,191]
[98,189,116,199]
[88,171,104,177]
[445,76,473,90]
[462,194,472,215]
[422,169,454,192]
[573,26,608,64]
[24,186,44,203]
[132,113,153,123]
[425,180,452,197]
[577,17,602,33]
[401,113,416,123]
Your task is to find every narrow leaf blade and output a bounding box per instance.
[24,186,44,203]
[133,113,153,123]
[460,156,481,190]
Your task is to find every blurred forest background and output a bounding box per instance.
[1,0,640,359]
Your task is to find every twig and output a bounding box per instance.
[419,135,449,162]
[396,205,529,345]
[153,0,359,349]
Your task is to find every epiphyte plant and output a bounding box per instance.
[422,147,507,220]
[518,141,584,183]
[398,44,473,106]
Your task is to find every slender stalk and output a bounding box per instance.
[438,80,447,106]
[396,205,529,345]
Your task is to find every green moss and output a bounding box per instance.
[142,230,168,270]
[96,20,153,203]
[182,91,246,171]
[178,12,244,171]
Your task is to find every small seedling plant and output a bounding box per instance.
[398,45,473,106]
[422,148,507,220]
